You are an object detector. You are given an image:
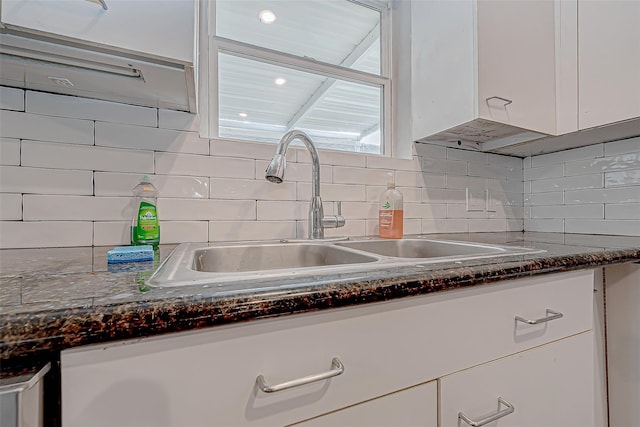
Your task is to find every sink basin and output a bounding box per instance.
[193,242,377,273]
[147,238,544,288]
[147,241,379,288]
[335,239,507,259]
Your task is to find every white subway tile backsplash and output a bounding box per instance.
[26,91,157,126]
[523,164,564,181]
[96,122,208,155]
[296,148,366,167]
[333,166,391,185]
[158,109,200,132]
[604,136,640,156]
[565,219,640,236]
[487,153,523,169]
[257,201,307,221]
[159,199,256,221]
[422,158,467,175]
[531,174,603,193]
[402,218,423,235]
[446,175,487,190]
[468,162,507,180]
[565,187,640,204]
[529,204,604,219]
[395,171,445,188]
[1,87,24,111]
[299,182,365,202]
[0,138,20,165]
[423,188,466,205]
[23,195,133,221]
[156,152,254,178]
[0,194,21,220]
[415,143,446,159]
[209,220,296,241]
[605,203,640,220]
[211,178,296,201]
[525,219,564,232]
[22,140,154,173]
[421,218,468,234]
[524,191,564,206]
[447,148,488,163]
[303,219,366,238]
[486,178,523,194]
[0,221,92,248]
[0,110,93,145]
[405,203,447,219]
[94,173,209,198]
[447,204,488,219]
[211,139,295,161]
[605,169,640,187]
[0,166,93,195]
[338,201,377,219]
[469,219,507,233]
[160,221,209,244]
[565,153,640,176]
[531,144,604,167]
[366,155,422,171]
[93,221,129,246]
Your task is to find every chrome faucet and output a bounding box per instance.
[265,130,344,239]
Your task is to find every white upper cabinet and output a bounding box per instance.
[409,0,640,156]
[578,0,640,130]
[411,0,577,149]
[0,0,195,64]
[0,0,197,112]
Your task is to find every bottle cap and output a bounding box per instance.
[387,172,395,188]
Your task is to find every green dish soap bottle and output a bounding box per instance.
[131,176,160,248]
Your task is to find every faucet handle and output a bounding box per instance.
[322,201,345,229]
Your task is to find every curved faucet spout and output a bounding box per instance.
[265,130,324,239]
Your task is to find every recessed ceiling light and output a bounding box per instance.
[274,77,287,86]
[238,112,248,117]
[259,10,276,24]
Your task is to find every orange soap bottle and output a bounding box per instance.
[379,172,403,239]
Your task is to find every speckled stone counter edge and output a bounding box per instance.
[2,247,638,361]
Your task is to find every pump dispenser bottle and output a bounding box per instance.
[378,172,403,239]
[131,176,160,247]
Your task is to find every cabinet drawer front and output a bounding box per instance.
[61,270,593,426]
[440,331,594,427]
[1,0,194,63]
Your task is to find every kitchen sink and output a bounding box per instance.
[335,239,506,259]
[147,238,544,288]
[193,242,377,273]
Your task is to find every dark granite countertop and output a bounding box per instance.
[1,232,639,364]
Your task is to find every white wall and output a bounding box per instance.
[524,138,640,236]
[0,87,524,248]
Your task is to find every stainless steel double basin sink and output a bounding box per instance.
[147,238,544,288]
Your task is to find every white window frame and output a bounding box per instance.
[202,0,392,156]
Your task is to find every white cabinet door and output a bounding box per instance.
[441,332,594,427]
[0,0,195,63]
[410,0,578,145]
[289,381,437,427]
[578,0,640,129]
[477,0,561,136]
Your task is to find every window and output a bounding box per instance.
[208,0,391,154]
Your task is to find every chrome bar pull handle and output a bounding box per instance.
[486,96,512,106]
[516,309,563,325]
[256,357,344,393]
[459,397,515,426]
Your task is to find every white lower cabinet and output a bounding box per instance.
[441,331,594,427]
[289,381,437,427]
[61,270,595,427]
